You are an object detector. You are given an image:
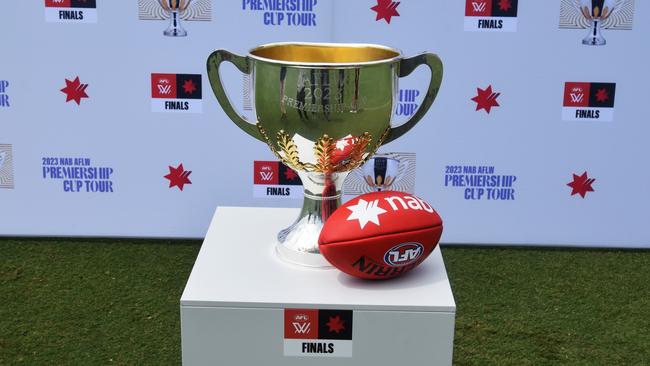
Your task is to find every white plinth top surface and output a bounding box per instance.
[181,207,456,312]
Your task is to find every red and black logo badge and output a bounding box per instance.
[45,0,98,23]
[465,0,518,17]
[151,73,202,113]
[284,309,353,340]
[562,82,616,121]
[151,73,202,100]
[465,0,518,31]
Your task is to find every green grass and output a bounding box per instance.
[445,247,650,366]
[1,239,649,365]
[0,239,200,365]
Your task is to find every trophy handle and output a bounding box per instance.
[207,50,264,142]
[385,53,443,143]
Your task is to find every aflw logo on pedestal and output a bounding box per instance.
[45,0,97,23]
[151,73,202,113]
[465,0,518,32]
[562,82,616,121]
[284,309,353,358]
[253,161,302,199]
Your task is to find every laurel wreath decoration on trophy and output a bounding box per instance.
[276,129,308,171]
[257,123,389,174]
[314,135,336,173]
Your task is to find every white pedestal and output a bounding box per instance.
[181,207,456,366]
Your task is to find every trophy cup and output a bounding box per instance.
[363,154,403,192]
[579,0,615,45]
[207,42,442,267]
[158,0,192,37]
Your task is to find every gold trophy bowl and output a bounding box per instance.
[207,42,443,267]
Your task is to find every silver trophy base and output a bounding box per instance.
[582,20,606,46]
[276,197,334,268]
[582,36,606,46]
[275,171,348,268]
[164,28,188,37]
[163,10,188,37]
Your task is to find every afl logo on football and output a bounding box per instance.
[384,242,424,267]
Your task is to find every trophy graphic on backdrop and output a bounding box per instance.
[363,154,407,192]
[207,43,442,267]
[158,0,192,37]
[579,0,616,45]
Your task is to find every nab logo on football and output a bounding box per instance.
[346,194,434,230]
[384,242,423,267]
[151,73,202,113]
[45,0,98,23]
[465,0,518,32]
[562,82,616,121]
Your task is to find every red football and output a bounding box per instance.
[318,191,443,280]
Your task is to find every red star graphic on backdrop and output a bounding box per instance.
[595,88,609,103]
[567,171,595,198]
[284,168,298,181]
[164,163,192,191]
[60,77,89,105]
[471,85,501,114]
[498,0,512,11]
[325,316,345,333]
[371,0,400,24]
[182,79,197,95]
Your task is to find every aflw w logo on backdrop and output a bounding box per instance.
[253,161,302,199]
[259,170,274,181]
[151,73,202,113]
[471,2,486,12]
[157,81,173,95]
[569,88,584,104]
[464,0,518,32]
[562,82,616,121]
[45,0,97,23]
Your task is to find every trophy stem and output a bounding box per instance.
[164,10,188,37]
[582,19,606,46]
[276,171,349,268]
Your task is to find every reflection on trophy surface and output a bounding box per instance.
[363,155,402,192]
[580,0,615,45]
[158,0,192,37]
[207,42,443,267]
